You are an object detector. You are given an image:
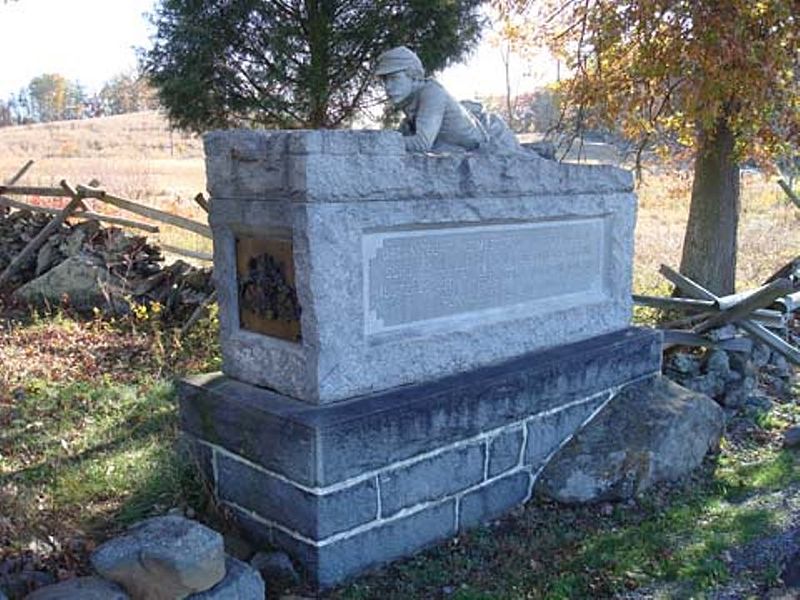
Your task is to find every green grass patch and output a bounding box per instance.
[0,311,220,548]
[0,377,204,540]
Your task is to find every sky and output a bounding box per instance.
[0,0,553,102]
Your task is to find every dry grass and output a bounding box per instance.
[635,169,798,293]
[0,111,209,256]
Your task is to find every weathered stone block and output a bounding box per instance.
[459,471,532,529]
[217,453,377,539]
[487,427,524,478]
[379,443,485,517]
[91,516,226,600]
[524,396,609,468]
[205,129,636,403]
[180,328,662,489]
[267,499,457,589]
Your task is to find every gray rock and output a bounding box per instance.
[536,376,724,503]
[705,348,731,378]
[728,352,757,379]
[24,576,129,599]
[91,516,226,600]
[752,343,771,368]
[721,375,756,408]
[13,255,125,311]
[763,373,789,396]
[189,557,264,600]
[1,570,54,598]
[35,240,59,276]
[60,223,95,257]
[708,325,738,341]
[769,353,791,378]
[783,426,800,448]
[669,352,701,376]
[745,395,774,413]
[682,373,726,399]
[249,551,299,588]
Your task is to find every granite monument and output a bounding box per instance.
[179,49,661,588]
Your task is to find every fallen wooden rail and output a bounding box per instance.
[0,161,213,282]
[639,264,800,365]
[76,185,212,239]
[0,193,159,233]
[0,182,211,239]
[632,295,787,329]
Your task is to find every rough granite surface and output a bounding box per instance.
[205,129,637,403]
[536,376,724,503]
[188,556,265,600]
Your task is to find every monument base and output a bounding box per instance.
[179,328,661,588]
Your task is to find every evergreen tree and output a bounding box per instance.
[142,0,485,132]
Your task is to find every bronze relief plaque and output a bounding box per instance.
[236,236,301,342]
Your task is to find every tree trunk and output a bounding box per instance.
[305,0,332,128]
[678,117,740,295]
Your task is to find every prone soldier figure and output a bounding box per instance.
[375,46,519,153]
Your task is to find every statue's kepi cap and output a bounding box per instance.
[375,46,424,75]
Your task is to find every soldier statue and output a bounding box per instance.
[375,46,520,153]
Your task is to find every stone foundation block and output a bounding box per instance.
[217,454,378,539]
[378,443,485,517]
[459,471,532,529]
[180,328,661,587]
[487,427,524,478]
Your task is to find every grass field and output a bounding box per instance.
[0,111,210,257]
[0,112,798,598]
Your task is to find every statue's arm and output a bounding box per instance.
[404,86,446,152]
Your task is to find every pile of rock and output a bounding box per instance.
[20,516,264,600]
[664,330,794,412]
[0,210,212,320]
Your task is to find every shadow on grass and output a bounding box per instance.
[0,376,214,542]
[0,410,176,486]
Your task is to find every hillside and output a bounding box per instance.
[0,111,206,205]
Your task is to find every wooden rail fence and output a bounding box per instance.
[0,159,213,289]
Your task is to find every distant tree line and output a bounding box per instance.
[0,71,159,127]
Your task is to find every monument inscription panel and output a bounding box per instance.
[364,218,608,335]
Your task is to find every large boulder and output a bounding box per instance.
[536,376,724,503]
[13,254,125,311]
[24,576,129,599]
[91,516,226,600]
